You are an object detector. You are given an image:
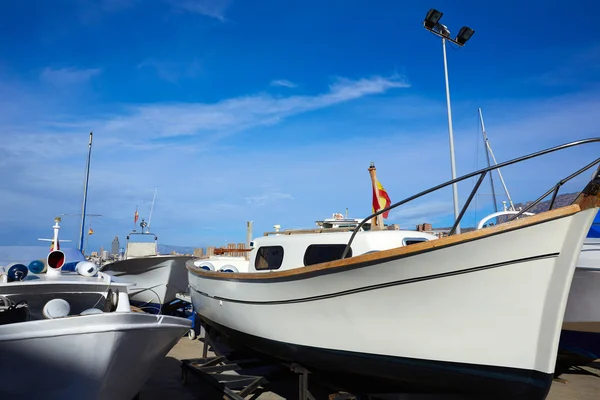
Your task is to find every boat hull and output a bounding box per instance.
[0,312,191,400]
[202,316,552,398]
[558,241,600,372]
[102,256,193,309]
[189,208,596,398]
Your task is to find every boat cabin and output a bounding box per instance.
[124,232,158,259]
[247,229,437,273]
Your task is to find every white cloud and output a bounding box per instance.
[2,68,599,250]
[137,58,202,83]
[86,74,409,144]
[270,79,298,88]
[40,67,102,86]
[245,189,294,206]
[165,0,232,21]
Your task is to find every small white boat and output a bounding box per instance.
[101,223,193,312]
[188,140,600,399]
[558,233,600,371]
[0,218,191,400]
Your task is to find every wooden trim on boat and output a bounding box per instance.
[188,203,582,280]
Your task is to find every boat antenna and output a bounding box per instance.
[78,132,93,253]
[147,187,157,230]
[478,109,515,211]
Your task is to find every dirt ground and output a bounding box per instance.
[140,335,600,400]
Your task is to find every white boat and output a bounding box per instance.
[101,222,194,312]
[474,110,600,373]
[558,229,600,370]
[187,140,600,399]
[0,218,191,400]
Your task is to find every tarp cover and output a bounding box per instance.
[0,246,85,266]
[588,210,600,238]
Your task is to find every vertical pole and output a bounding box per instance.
[442,38,461,234]
[368,163,384,230]
[79,132,93,253]
[246,221,253,247]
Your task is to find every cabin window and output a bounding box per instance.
[255,246,284,270]
[303,244,352,266]
[403,238,429,246]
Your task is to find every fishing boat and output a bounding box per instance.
[100,221,194,312]
[188,139,600,399]
[0,217,192,400]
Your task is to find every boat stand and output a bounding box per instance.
[181,354,361,400]
[181,355,270,400]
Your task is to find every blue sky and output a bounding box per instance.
[1,0,599,252]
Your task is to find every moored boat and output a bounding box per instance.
[187,139,600,399]
[0,217,192,400]
[101,222,194,312]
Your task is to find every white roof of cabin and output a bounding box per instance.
[249,230,437,272]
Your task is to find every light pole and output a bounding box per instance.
[422,9,475,234]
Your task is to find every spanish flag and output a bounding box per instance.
[372,178,392,219]
[88,228,94,235]
[134,207,139,224]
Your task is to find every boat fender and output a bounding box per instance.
[103,289,119,312]
[195,261,215,271]
[28,259,47,274]
[219,265,238,273]
[43,298,70,319]
[6,263,28,282]
[76,261,99,277]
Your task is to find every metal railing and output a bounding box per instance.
[340,138,600,259]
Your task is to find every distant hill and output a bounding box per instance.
[512,192,578,214]
[157,244,198,255]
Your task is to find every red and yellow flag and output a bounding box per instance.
[134,207,139,224]
[372,178,392,219]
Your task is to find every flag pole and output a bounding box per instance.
[78,132,93,254]
[368,162,384,230]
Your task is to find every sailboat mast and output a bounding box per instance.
[78,132,93,253]
[477,110,515,211]
[147,187,157,231]
[478,108,498,214]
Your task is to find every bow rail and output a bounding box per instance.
[340,138,600,259]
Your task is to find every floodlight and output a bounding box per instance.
[423,9,443,30]
[456,26,475,45]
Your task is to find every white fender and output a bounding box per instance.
[219,265,239,273]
